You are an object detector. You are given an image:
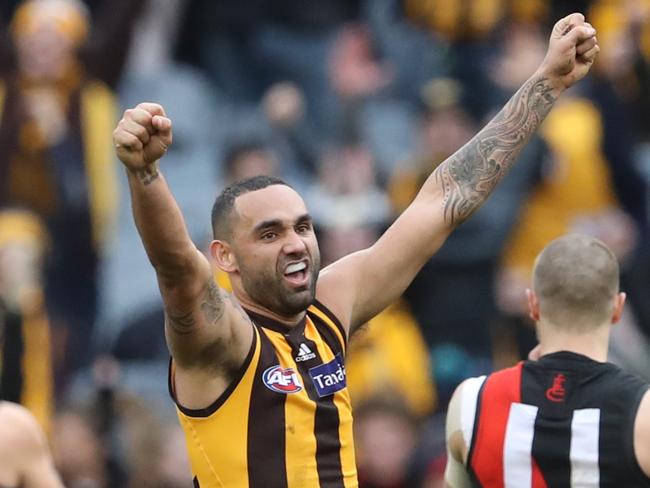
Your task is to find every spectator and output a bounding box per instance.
[0,0,144,380]
[0,209,53,432]
[354,396,420,488]
[347,301,437,418]
[306,143,391,231]
[222,139,281,183]
[51,408,108,488]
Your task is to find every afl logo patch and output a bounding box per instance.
[262,365,303,394]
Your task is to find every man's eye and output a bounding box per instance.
[261,232,277,240]
[297,224,311,233]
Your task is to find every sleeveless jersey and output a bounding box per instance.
[464,351,650,488]
[169,300,357,488]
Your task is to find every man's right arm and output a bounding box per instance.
[113,104,252,407]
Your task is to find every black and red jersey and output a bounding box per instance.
[464,351,650,488]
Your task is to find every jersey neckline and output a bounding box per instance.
[533,350,610,371]
[243,307,308,334]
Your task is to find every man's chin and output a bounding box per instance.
[281,289,315,314]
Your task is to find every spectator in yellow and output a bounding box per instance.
[0,209,54,433]
[346,302,436,418]
[0,0,119,379]
[403,0,547,41]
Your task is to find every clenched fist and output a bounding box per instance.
[538,13,600,90]
[113,103,173,172]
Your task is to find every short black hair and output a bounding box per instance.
[211,175,290,240]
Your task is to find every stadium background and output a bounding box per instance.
[0,0,649,486]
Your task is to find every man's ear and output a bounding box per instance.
[526,288,540,322]
[611,292,626,324]
[210,240,238,273]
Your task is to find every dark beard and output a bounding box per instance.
[240,263,320,316]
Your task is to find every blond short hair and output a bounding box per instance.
[533,234,619,329]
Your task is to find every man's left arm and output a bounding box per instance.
[317,13,599,333]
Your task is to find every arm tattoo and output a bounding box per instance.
[200,280,226,325]
[167,280,225,335]
[167,309,196,335]
[433,75,558,225]
[135,163,160,186]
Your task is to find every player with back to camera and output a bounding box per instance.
[0,401,63,488]
[113,13,600,488]
[444,234,650,487]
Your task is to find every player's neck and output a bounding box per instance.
[235,293,306,327]
[538,321,610,362]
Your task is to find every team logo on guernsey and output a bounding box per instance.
[263,366,303,394]
[309,353,346,397]
[295,343,316,362]
[545,373,567,402]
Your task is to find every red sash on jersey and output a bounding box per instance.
[469,362,547,488]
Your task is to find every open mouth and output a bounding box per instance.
[283,261,309,287]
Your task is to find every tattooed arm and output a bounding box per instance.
[430,75,559,226]
[316,13,600,332]
[113,103,253,408]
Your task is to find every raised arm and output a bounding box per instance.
[113,104,252,408]
[317,13,600,332]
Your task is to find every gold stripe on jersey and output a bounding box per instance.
[171,325,260,488]
[170,301,358,488]
[303,317,357,487]
[309,300,347,354]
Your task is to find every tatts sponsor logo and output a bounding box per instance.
[263,366,303,394]
[309,353,346,397]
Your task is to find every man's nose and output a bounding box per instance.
[283,230,307,254]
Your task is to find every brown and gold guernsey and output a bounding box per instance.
[169,300,358,488]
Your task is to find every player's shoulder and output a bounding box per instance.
[635,389,650,477]
[451,376,482,399]
[636,388,650,435]
[449,376,488,413]
[0,402,43,448]
[608,363,650,389]
[447,376,488,463]
[0,401,36,424]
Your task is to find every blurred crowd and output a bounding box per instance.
[0,0,649,487]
